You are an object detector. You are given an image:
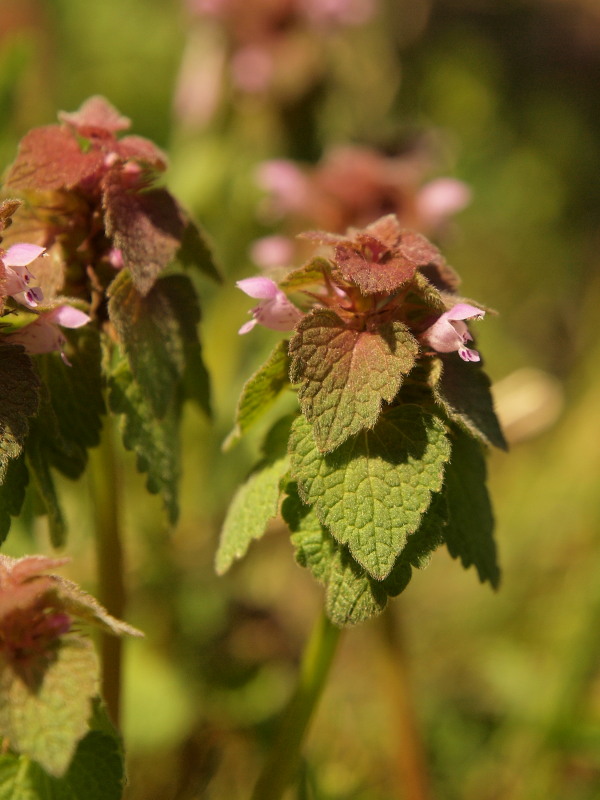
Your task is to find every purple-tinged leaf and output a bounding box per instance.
[289,309,418,451]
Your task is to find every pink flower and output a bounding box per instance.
[415,178,471,230]
[250,235,294,268]
[1,243,46,307]
[6,304,91,365]
[421,303,485,362]
[237,276,303,334]
[255,160,311,217]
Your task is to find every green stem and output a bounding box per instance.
[89,417,124,729]
[250,610,342,800]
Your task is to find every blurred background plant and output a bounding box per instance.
[1,0,599,798]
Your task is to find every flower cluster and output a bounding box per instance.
[175,0,377,126]
[252,146,471,270]
[0,554,141,686]
[0,204,91,361]
[239,213,485,363]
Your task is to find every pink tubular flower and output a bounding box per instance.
[421,303,485,362]
[1,243,46,307]
[6,305,91,365]
[237,276,303,334]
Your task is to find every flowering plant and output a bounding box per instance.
[220,213,505,626]
[0,97,218,792]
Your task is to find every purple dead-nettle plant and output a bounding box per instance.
[220,212,506,628]
[0,97,219,790]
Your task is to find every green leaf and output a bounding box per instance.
[216,416,293,574]
[0,726,124,800]
[32,326,105,479]
[283,486,447,626]
[108,359,180,523]
[0,637,98,778]
[0,343,40,483]
[223,339,291,450]
[25,436,66,547]
[278,258,331,294]
[432,355,507,450]
[289,405,450,580]
[103,180,187,296]
[0,456,28,546]
[444,427,500,587]
[108,271,210,419]
[176,218,222,284]
[289,310,418,452]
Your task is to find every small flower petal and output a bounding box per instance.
[45,305,91,328]
[3,243,46,268]
[236,276,280,299]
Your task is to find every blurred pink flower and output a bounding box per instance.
[1,243,46,307]
[237,276,303,333]
[421,303,485,362]
[6,305,91,364]
[256,160,311,216]
[250,235,295,268]
[301,0,376,27]
[415,178,471,230]
[231,46,274,92]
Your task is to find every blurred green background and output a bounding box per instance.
[2,0,600,797]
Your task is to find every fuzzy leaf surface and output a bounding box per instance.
[31,327,104,480]
[432,356,507,450]
[0,727,123,800]
[108,271,210,419]
[283,486,446,625]
[176,219,222,283]
[103,179,187,295]
[224,339,290,450]
[216,416,292,574]
[5,126,104,191]
[0,344,39,483]
[289,406,450,579]
[289,310,418,452]
[0,457,28,545]
[0,638,97,778]
[26,436,66,547]
[108,360,180,523]
[444,428,500,587]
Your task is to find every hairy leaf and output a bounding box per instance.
[103,179,187,295]
[444,427,500,587]
[0,343,40,483]
[289,406,450,580]
[176,219,222,283]
[278,258,332,293]
[31,327,104,480]
[0,727,123,800]
[5,126,104,192]
[216,416,292,573]
[108,271,210,419]
[283,486,447,625]
[0,456,28,546]
[0,638,97,777]
[432,355,507,450]
[224,339,291,450]
[290,310,418,452]
[108,360,180,523]
[26,437,66,547]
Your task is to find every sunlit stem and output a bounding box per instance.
[89,415,125,728]
[250,610,342,800]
